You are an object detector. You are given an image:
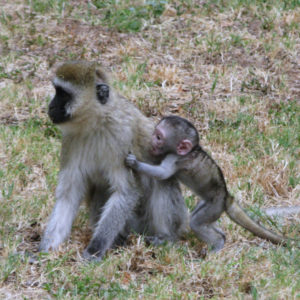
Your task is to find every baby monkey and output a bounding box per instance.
[126,115,289,251]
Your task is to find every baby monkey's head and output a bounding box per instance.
[151,116,199,157]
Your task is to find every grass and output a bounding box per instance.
[92,0,167,32]
[0,0,299,298]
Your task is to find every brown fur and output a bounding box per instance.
[56,61,96,86]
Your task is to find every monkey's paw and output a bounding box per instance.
[82,236,107,262]
[82,248,103,262]
[144,235,168,246]
[125,154,138,169]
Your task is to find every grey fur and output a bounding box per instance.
[39,62,188,260]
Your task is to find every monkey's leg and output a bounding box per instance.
[89,186,136,249]
[145,179,189,244]
[190,200,225,251]
[39,170,86,251]
[83,188,140,261]
[87,185,111,228]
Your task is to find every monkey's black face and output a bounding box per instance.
[48,86,73,124]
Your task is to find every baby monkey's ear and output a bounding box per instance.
[176,139,193,156]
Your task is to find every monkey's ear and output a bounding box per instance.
[96,84,109,104]
[177,139,193,156]
[96,68,109,83]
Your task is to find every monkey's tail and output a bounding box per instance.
[225,195,289,245]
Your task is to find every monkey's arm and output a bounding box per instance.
[83,168,141,260]
[39,168,86,251]
[126,154,178,180]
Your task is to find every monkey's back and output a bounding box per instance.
[176,146,228,201]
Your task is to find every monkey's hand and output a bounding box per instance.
[125,154,138,170]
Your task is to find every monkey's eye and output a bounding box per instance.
[157,135,161,140]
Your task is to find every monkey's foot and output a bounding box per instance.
[112,234,128,248]
[83,236,107,262]
[82,248,103,262]
[209,238,225,252]
[144,235,168,246]
[38,241,54,253]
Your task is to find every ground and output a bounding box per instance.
[0,0,299,299]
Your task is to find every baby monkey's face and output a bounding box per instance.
[150,119,194,157]
[151,125,166,156]
[150,120,178,156]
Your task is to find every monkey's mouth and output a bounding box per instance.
[48,108,71,124]
[150,146,160,156]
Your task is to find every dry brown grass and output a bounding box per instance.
[0,0,299,298]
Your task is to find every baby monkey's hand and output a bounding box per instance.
[125,154,138,169]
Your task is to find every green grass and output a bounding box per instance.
[92,0,167,32]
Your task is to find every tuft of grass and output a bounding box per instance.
[93,0,167,32]
[28,0,67,14]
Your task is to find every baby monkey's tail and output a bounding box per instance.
[225,195,291,245]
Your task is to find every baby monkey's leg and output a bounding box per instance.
[190,199,225,251]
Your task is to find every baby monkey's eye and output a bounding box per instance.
[157,135,161,140]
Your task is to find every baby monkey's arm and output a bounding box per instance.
[125,154,178,180]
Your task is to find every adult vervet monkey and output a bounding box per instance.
[126,116,295,251]
[39,61,188,260]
